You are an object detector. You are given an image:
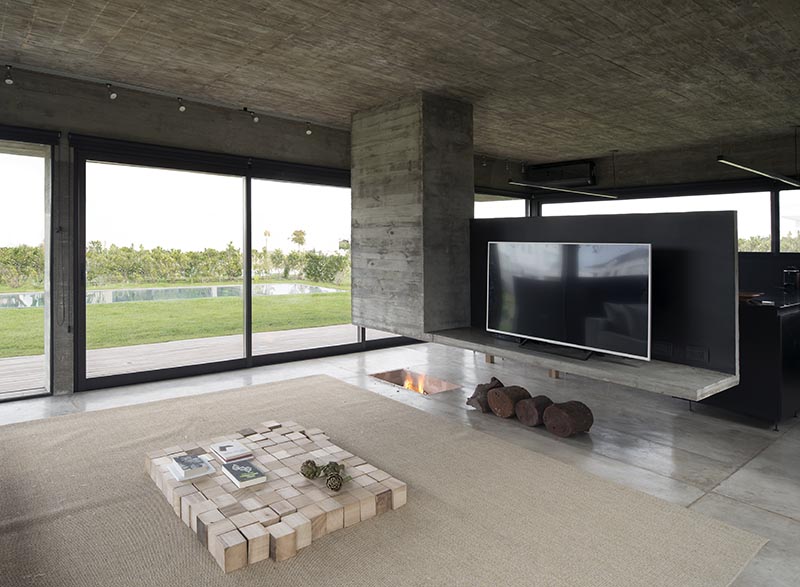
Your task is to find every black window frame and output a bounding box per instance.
[0,124,60,401]
[70,134,415,392]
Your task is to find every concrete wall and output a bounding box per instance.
[0,70,350,168]
[351,93,473,340]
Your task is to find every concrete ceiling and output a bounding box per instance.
[1,0,799,162]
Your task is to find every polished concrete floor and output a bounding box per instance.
[1,343,798,586]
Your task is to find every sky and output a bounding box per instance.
[2,150,799,249]
[0,153,350,253]
[542,192,773,238]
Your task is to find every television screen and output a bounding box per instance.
[486,242,651,360]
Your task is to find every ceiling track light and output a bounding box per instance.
[177,97,186,112]
[4,65,14,86]
[243,107,259,123]
[305,122,312,136]
[508,180,619,199]
[716,156,800,188]
[106,83,118,100]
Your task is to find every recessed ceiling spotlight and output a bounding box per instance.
[305,122,312,136]
[4,65,14,86]
[244,107,259,123]
[177,97,186,112]
[106,83,118,100]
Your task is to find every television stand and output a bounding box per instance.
[518,338,593,361]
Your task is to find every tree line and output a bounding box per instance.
[0,242,351,289]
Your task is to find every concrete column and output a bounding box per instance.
[351,93,474,340]
[47,136,75,394]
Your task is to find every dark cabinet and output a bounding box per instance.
[703,299,800,427]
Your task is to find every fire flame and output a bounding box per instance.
[403,373,426,395]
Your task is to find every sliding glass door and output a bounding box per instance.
[0,140,49,397]
[250,179,356,354]
[84,162,246,378]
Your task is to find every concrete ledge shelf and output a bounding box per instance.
[430,328,739,402]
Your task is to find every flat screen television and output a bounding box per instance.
[486,242,651,360]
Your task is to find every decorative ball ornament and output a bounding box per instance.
[325,473,343,492]
[300,459,321,479]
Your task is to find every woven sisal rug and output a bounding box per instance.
[0,375,765,586]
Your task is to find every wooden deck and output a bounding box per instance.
[0,325,397,395]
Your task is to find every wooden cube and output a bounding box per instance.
[206,518,236,553]
[254,489,283,507]
[318,498,344,533]
[368,469,391,483]
[164,479,190,509]
[281,512,312,549]
[298,503,327,541]
[192,477,219,492]
[197,509,225,547]
[348,486,377,521]
[337,493,361,527]
[218,501,246,518]
[211,493,238,509]
[267,522,296,562]
[180,492,205,526]
[201,485,227,500]
[383,478,408,509]
[270,500,297,518]
[288,493,314,510]
[228,511,258,529]
[276,486,301,500]
[368,483,392,515]
[239,497,265,512]
[240,523,270,564]
[251,507,280,528]
[212,529,247,573]
[189,498,217,532]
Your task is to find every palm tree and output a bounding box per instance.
[290,229,306,249]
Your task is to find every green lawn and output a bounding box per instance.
[0,278,350,294]
[0,292,352,358]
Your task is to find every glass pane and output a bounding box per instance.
[542,192,771,252]
[85,162,245,377]
[475,194,526,218]
[0,141,48,396]
[251,180,354,354]
[780,190,800,252]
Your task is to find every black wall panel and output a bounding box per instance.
[471,211,738,374]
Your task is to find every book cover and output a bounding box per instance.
[221,460,266,488]
[210,440,252,462]
[168,455,214,481]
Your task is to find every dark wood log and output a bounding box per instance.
[515,395,553,427]
[487,385,531,418]
[543,401,594,437]
[466,377,504,413]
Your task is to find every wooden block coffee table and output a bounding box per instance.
[145,420,407,573]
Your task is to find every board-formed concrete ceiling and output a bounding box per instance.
[1,0,799,162]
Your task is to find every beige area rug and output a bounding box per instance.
[0,375,765,587]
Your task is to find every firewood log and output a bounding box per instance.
[515,395,553,427]
[487,385,531,418]
[543,401,594,437]
[466,377,504,412]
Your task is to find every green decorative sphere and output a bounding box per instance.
[300,459,321,479]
